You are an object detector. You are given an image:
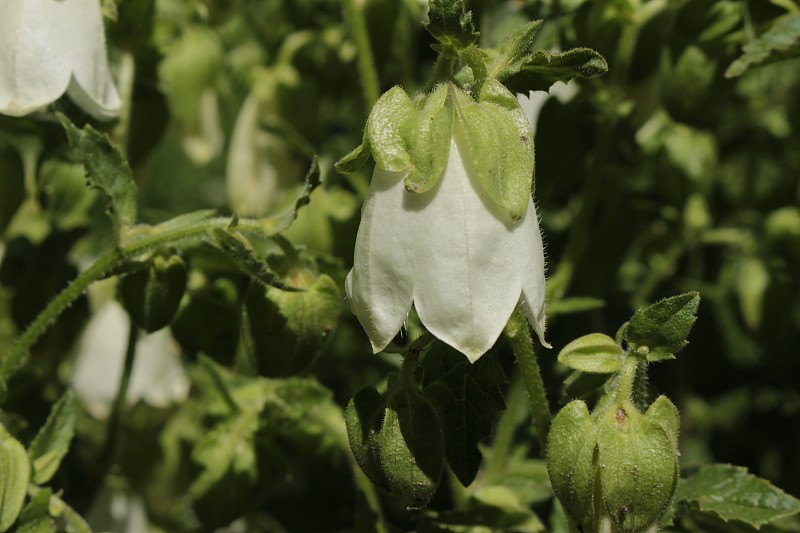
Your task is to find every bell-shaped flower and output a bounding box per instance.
[0,0,121,119]
[342,81,548,362]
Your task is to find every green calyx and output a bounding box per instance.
[336,81,535,220]
[547,357,680,533]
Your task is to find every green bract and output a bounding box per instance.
[337,80,535,220]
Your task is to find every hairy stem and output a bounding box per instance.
[505,311,551,450]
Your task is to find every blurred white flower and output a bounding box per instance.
[86,488,148,533]
[346,132,547,362]
[226,92,300,216]
[71,301,189,419]
[0,0,120,119]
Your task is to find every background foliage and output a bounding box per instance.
[0,0,799,531]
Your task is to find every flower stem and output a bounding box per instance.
[505,311,551,450]
[485,375,525,479]
[342,0,380,110]
[424,45,457,93]
[100,319,138,465]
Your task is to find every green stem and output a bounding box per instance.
[424,46,457,93]
[99,320,138,467]
[505,311,551,450]
[1,247,122,388]
[342,0,380,110]
[616,355,639,403]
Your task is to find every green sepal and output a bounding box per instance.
[378,386,444,507]
[119,255,188,333]
[558,333,624,374]
[425,0,478,50]
[0,435,30,532]
[625,292,700,362]
[546,400,598,527]
[494,46,608,94]
[453,80,534,219]
[58,114,138,239]
[344,386,391,491]
[366,86,415,172]
[645,395,680,450]
[335,138,371,174]
[458,45,489,95]
[27,391,77,485]
[402,84,453,193]
[596,403,679,532]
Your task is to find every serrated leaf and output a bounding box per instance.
[425,0,478,49]
[422,349,506,486]
[726,15,800,77]
[558,333,624,374]
[261,156,322,236]
[0,436,30,531]
[379,387,444,507]
[497,47,608,94]
[209,228,296,291]
[490,20,544,77]
[675,464,800,527]
[58,114,137,238]
[625,292,700,361]
[27,391,77,485]
[453,80,534,219]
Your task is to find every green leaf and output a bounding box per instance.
[27,391,77,485]
[0,436,30,531]
[425,0,478,49]
[453,80,534,220]
[379,387,444,507]
[546,400,597,526]
[489,20,544,77]
[625,292,700,362]
[675,464,800,527]
[403,84,453,194]
[548,297,605,316]
[245,271,340,376]
[58,114,138,238]
[209,228,296,292]
[558,333,624,374]
[496,47,608,94]
[726,15,800,77]
[423,350,506,486]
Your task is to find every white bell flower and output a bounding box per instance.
[0,0,121,119]
[346,124,548,362]
[71,300,189,419]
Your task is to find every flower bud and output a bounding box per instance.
[547,396,679,532]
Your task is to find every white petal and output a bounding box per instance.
[519,200,550,348]
[516,91,549,136]
[410,135,535,361]
[65,0,121,119]
[0,0,75,116]
[346,167,416,352]
[72,301,188,418]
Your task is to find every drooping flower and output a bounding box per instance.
[0,0,121,119]
[343,81,548,362]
